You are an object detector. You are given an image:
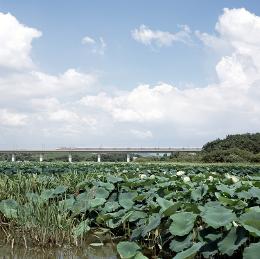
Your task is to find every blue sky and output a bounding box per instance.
[0,1,259,148]
[1,0,259,88]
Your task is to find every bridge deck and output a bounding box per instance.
[0,147,202,153]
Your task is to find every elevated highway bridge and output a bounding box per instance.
[0,147,202,162]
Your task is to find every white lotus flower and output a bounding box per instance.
[208,176,214,182]
[231,175,239,183]
[225,173,231,179]
[176,171,185,176]
[149,174,155,179]
[183,176,191,182]
[232,221,238,227]
[225,173,239,183]
[139,174,147,179]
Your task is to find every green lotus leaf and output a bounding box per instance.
[243,242,260,259]
[157,197,174,210]
[97,181,115,191]
[131,227,143,241]
[107,175,123,183]
[0,199,18,219]
[117,241,140,259]
[134,252,148,259]
[216,184,235,197]
[73,219,90,237]
[204,233,222,241]
[119,192,137,210]
[173,242,204,259]
[170,212,197,236]
[218,227,247,256]
[142,214,161,236]
[216,194,247,209]
[200,204,236,229]
[128,211,147,222]
[59,197,75,211]
[249,187,260,200]
[72,194,90,215]
[94,187,110,199]
[170,234,192,252]
[200,240,219,259]
[237,191,252,200]
[191,184,208,201]
[40,189,55,200]
[89,198,106,208]
[53,185,67,195]
[157,197,180,216]
[103,201,120,213]
[240,208,260,236]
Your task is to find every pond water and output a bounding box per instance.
[0,243,118,259]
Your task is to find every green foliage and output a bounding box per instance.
[243,242,260,259]
[117,241,140,258]
[202,133,260,163]
[0,162,259,257]
[203,133,260,153]
[169,212,197,236]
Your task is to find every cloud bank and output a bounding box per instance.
[0,9,259,147]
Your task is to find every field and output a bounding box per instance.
[0,162,260,258]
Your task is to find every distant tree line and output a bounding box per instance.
[201,133,260,163]
[0,152,127,162]
[136,133,260,163]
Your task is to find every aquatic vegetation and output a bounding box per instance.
[0,162,259,258]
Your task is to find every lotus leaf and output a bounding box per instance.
[89,198,106,208]
[218,227,247,256]
[173,242,204,259]
[170,234,192,252]
[73,219,90,237]
[243,242,260,259]
[200,204,236,229]
[117,241,140,259]
[94,187,110,199]
[170,212,197,236]
[119,192,137,210]
[240,208,260,236]
[142,214,161,236]
[191,184,208,201]
[0,199,18,219]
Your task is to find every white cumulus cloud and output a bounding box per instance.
[82,36,106,55]
[132,24,191,47]
[0,12,42,69]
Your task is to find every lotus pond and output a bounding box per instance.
[0,162,260,258]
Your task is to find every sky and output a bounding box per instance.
[0,0,260,148]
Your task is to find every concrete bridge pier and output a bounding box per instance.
[97,154,101,162]
[11,153,15,162]
[127,153,130,162]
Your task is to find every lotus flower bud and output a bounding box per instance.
[183,176,191,182]
[208,176,214,182]
[176,171,185,176]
